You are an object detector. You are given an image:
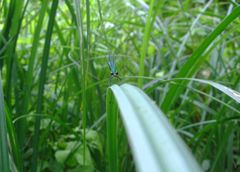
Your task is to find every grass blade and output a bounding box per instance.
[5,0,24,105]
[23,0,48,119]
[74,0,88,165]
[31,1,59,172]
[186,78,240,104]
[107,84,202,172]
[0,0,16,69]
[106,89,119,172]
[5,101,22,172]
[138,0,161,87]
[0,72,10,172]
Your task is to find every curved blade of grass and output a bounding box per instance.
[148,77,240,104]
[161,6,240,113]
[0,72,10,172]
[5,101,22,172]
[186,78,240,104]
[107,83,202,172]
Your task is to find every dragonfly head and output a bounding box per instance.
[111,72,118,76]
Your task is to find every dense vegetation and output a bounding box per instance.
[0,0,240,172]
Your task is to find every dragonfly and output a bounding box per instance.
[108,55,120,84]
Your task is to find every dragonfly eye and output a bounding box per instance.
[111,72,114,76]
[116,72,118,75]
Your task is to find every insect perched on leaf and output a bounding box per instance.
[108,55,120,84]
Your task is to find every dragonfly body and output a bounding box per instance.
[108,55,120,84]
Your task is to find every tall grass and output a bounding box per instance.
[161,5,240,114]
[0,1,240,172]
[138,0,161,87]
[31,1,59,172]
[0,72,9,172]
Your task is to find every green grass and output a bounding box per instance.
[31,1,59,172]
[0,72,9,172]
[138,0,161,87]
[161,5,240,114]
[0,1,240,172]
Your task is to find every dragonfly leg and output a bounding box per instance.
[108,76,113,86]
[116,75,121,80]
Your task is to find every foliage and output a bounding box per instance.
[0,0,240,172]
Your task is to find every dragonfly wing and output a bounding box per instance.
[108,61,112,71]
[108,55,117,73]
